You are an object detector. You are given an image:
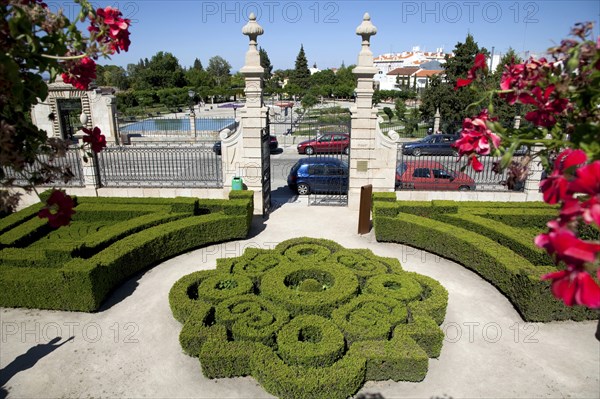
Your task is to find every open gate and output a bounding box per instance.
[260,117,271,217]
[268,103,350,207]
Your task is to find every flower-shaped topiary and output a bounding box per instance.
[169,238,448,399]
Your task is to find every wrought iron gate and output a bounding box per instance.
[260,121,272,217]
[268,104,350,207]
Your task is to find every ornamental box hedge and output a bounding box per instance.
[0,191,254,312]
[169,237,448,399]
[371,193,597,322]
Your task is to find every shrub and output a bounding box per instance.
[372,197,597,322]
[0,191,254,311]
[169,238,448,399]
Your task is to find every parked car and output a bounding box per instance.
[213,135,278,155]
[395,160,476,191]
[287,157,349,195]
[297,133,350,155]
[401,134,459,156]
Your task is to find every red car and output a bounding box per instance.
[395,160,476,191]
[297,133,350,155]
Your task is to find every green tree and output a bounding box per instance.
[289,44,311,91]
[192,58,204,71]
[383,107,394,122]
[420,34,488,125]
[301,93,318,109]
[259,47,273,81]
[404,107,422,137]
[394,99,407,121]
[95,64,130,90]
[207,56,232,87]
[136,52,186,89]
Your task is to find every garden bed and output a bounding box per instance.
[169,237,448,399]
[372,193,598,322]
[0,191,254,312]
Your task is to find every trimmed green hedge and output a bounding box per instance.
[169,238,448,399]
[0,191,254,311]
[372,198,597,322]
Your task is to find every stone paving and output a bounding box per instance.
[1,204,598,398]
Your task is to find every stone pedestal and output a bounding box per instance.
[348,13,396,210]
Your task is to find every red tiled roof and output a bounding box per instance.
[387,67,420,76]
[415,70,443,77]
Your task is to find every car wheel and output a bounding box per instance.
[413,148,422,157]
[343,147,349,155]
[297,183,310,195]
[305,146,314,155]
[458,185,470,191]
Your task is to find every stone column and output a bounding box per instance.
[73,134,101,190]
[433,108,441,133]
[230,13,267,212]
[349,13,382,210]
[513,115,521,129]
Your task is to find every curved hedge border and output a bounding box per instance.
[169,238,448,399]
[372,194,597,322]
[0,191,254,312]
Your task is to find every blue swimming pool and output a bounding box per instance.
[120,118,235,132]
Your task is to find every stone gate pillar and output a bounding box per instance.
[232,13,268,212]
[349,14,395,209]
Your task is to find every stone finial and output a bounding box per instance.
[356,13,377,38]
[242,13,264,45]
[434,107,440,118]
[355,13,377,67]
[241,13,264,70]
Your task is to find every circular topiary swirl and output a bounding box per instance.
[277,314,345,368]
[169,237,449,399]
[260,262,359,317]
[216,294,289,346]
[197,273,254,304]
[364,273,423,302]
[332,294,408,344]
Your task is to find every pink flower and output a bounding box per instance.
[38,189,76,228]
[535,222,600,267]
[82,126,107,153]
[542,269,600,308]
[454,53,488,90]
[61,57,97,90]
[469,155,484,172]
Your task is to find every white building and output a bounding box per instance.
[374,46,448,74]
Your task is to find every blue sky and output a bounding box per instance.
[59,0,600,71]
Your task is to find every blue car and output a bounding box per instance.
[401,134,459,156]
[287,157,349,195]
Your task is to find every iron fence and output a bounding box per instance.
[98,142,222,188]
[395,149,528,192]
[117,115,236,138]
[1,147,85,187]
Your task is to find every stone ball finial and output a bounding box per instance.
[356,12,377,38]
[242,12,264,39]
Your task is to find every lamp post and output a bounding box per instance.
[188,89,196,138]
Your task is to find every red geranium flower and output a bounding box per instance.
[521,86,570,128]
[542,269,600,308]
[82,126,107,153]
[453,109,501,164]
[61,57,97,91]
[569,161,600,196]
[89,7,131,54]
[38,189,76,228]
[539,149,587,204]
[455,53,488,90]
[535,222,600,267]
